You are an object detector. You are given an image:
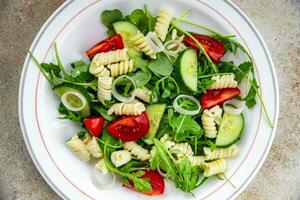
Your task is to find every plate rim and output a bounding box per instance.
[18,0,279,199]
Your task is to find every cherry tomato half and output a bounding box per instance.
[85,34,124,58]
[83,116,105,137]
[107,112,150,141]
[125,170,165,196]
[201,88,240,109]
[184,34,225,63]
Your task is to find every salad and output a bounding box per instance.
[30,5,272,196]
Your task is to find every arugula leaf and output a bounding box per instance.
[58,103,83,122]
[243,79,258,108]
[148,53,173,76]
[169,114,202,142]
[197,78,214,94]
[144,5,156,32]
[233,62,252,83]
[155,77,179,103]
[101,9,124,36]
[70,60,94,83]
[126,9,148,34]
[130,71,152,87]
[92,104,116,121]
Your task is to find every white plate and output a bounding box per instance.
[19,0,279,199]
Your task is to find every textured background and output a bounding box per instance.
[0,0,299,199]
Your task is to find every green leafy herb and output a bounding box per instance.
[70,60,94,83]
[101,9,124,36]
[92,104,116,121]
[155,77,179,102]
[58,103,82,122]
[148,53,174,76]
[130,71,152,87]
[233,62,252,83]
[144,5,156,32]
[197,78,214,94]
[126,9,148,34]
[243,79,258,108]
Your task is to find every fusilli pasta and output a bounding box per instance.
[123,141,151,161]
[91,48,129,67]
[89,64,111,77]
[170,142,194,159]
[111,150,131,167]
[208,105,223,125]
[66,135,90,161]
[95,158,108,174]
[207,73,238,90]
[131,31,157,59]
[134,86,156,103]
[204,144,238,161]
[202,109,218,138]
[107,59,135,77]
[155,8,173,41]
[97,76,113,105]
[187,155,205,167]
[203,159,227,177]
[86,136,103,158]
[107,101,145,116]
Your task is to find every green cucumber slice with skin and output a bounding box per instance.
[54,84,91,117]
[175,48,198,92]
[215,112,244,147]
[113,21,139,46]
[143,103,167,143]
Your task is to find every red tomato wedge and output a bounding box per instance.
[201,88,240,109]
[83,116,105,137]
[85,34,124,58]
[184,34,225,63]
[107,112,150,141]
[125,170,165,196]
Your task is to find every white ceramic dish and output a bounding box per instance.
[19,0,279,199]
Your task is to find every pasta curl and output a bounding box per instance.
[203,159,227,177]
[107,59,135,77]
[86,137,103,158]
[207,73,238,90]
[95,158,108,174]
[131,31,157,59]
[107,101,145,116]
[208,105,223,125]
[89,64,110,77]
[154,8,173,41]
[202,109,218,138]
[187,155,205,167]
[204,144,238,161]
[123,141,151,161]
[97,77,113,105]
[91,48,129,67]
[134,87,156,103]
[170,142,194,159]
[66,135,90,161]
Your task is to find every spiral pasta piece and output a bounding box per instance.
[107,101,145,116]
[95,158,108,174]
[131,31,157,59]
[170,142,194,159]
[123,141,151,161]
[204,144,238,161]
[91,48,129,68]
[155,8,173,41]
[97,77,113,105]
[134,86,156,103]
[66,135,90,161]
[111,150,131,167]
[187,155,205,167]
[107,59,135,77]
[203,159,227,177]
[202,109,218,138]
[86,137,103,158]
[207,73,238,90]
[208,105,223,125]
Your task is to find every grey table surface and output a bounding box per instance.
[0,0,299,199]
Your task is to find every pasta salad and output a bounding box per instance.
[30,5,272,196]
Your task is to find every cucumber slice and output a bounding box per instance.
[143,103,166,143]
[215,112,244,147]
[54,84,91,117]
[113,21,139,46]
[175,48,198,92]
